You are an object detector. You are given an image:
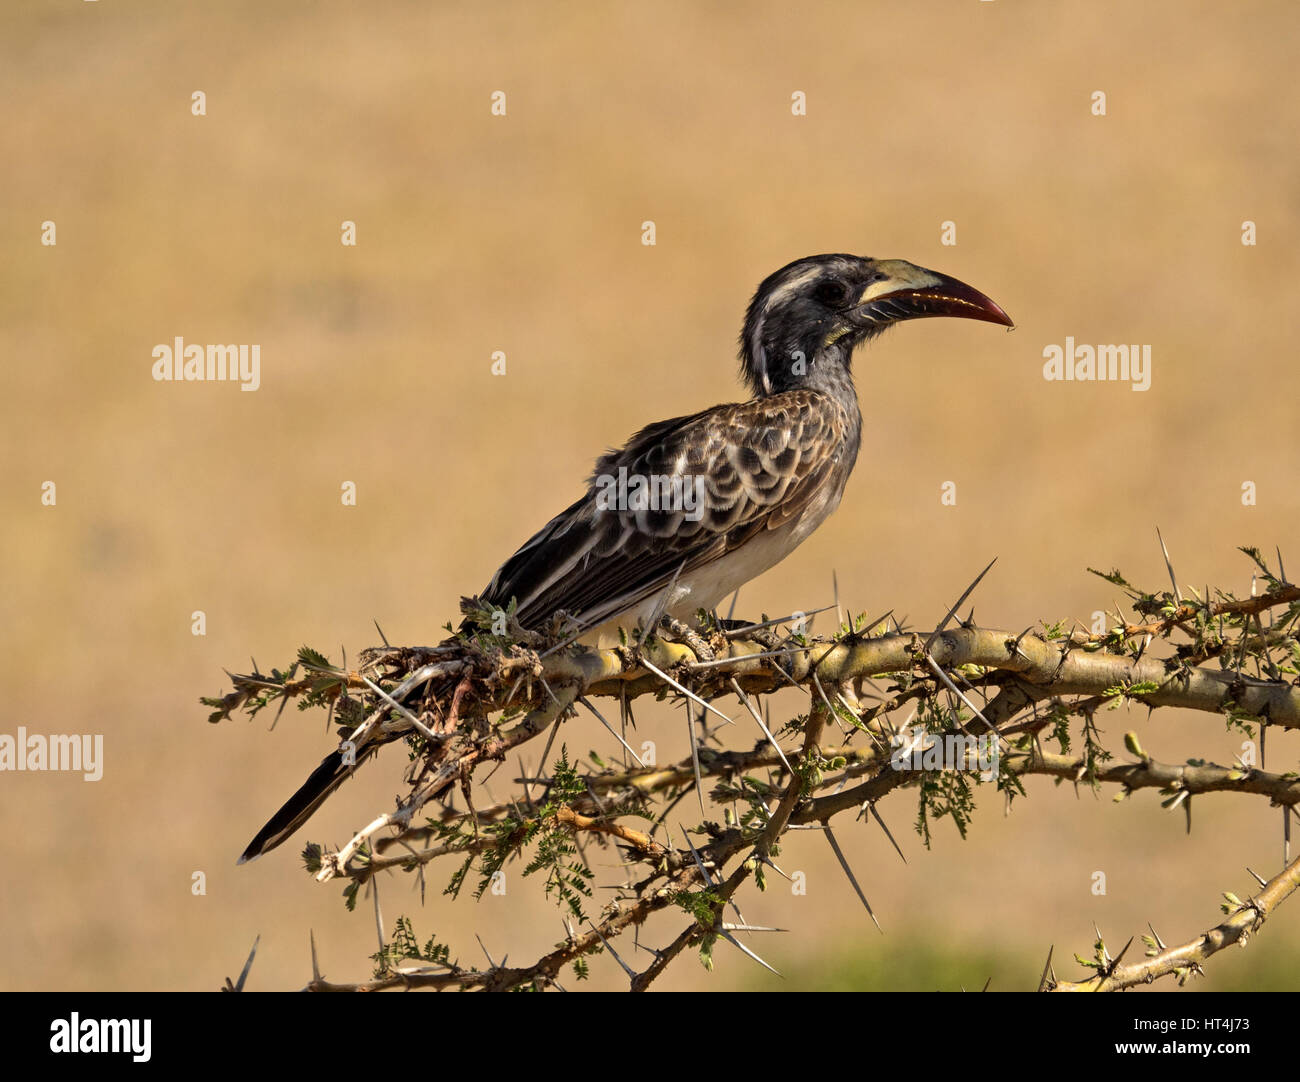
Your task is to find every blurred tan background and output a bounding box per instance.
[2,0,1298,991]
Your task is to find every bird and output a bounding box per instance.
[238,253,1012,863]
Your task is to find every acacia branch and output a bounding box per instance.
[1049,851,1300,991]
[211,566,1300,991]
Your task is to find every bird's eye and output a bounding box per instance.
[813,279,851,307]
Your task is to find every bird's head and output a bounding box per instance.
[739,254,1013,397]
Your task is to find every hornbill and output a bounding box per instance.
[238,254,1012,863]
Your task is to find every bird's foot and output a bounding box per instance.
[658,616,716,662]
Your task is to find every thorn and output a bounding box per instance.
[1036,945,1054,992]
[866,802,907,864]
[684,704,706,816]
[476,934,497,969]
[644,559,688,633]
[638,654,732,727]
[758,854,793,881]
[728,677,791,772]
[373,619,391,647]
[689,646,807,670]
[578,695,645,766]
[1146,922,1166,951]
[810,669,842,730]
[727,588,740,623]
[925,651,994,735]
[517,756,534,808]
[679,823,715,886]
[1246,867,1268,889]
[720,923,788,933]
[1156,527,1182,602]
[924,557,997,654]
[504,672,527,707]
[1109,936,1135,974]
[843,608,894,642]
[721,605,836,640]
[587,920,637,981]
[620,684,636,731]
[533,713,563,785]
[309,930,320,982]
[832,569,843,628]
[981,976,991,992]
[718,926,782,977]
[361,674,444,746]
[231,934,259,992]
[821,824,881,931]
[372,878,385,954]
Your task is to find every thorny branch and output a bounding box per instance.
[209,548,1300,991]
[1045,850,1300,991]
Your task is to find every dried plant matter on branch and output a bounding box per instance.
[206,546,1300,991]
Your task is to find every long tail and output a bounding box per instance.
[238,741,386,863]
[237,649,475,864]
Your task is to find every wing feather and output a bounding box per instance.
[479,389,856,633]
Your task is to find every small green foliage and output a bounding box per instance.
[995,750,1027,805]
[915,770,977,847]
[1102,680,1161,705]
[1046,703,1072,755]
[297,645,332,670]
[1239,547,1282,591]
[1078,711,1114,786]
[670,885,724,970]
[201,658,304,723]
[1088,566,1165,619]
[1088,567,1137,592]
[713,774,781,836]
[459,597,520,644]
[672,885,725,928]
[1072,933,1110,976]
[1220,700,1258,737]
[370,916,452,978]
[520,749,596,920]
[778,711,810,739]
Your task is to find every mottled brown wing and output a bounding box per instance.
[480,389,851,633]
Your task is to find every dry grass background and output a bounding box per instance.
[1,0,1297,991]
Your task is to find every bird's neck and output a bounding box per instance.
[761,336,859,400]
[756,337,862,459]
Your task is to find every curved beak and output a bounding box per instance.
[855,259,1014,329]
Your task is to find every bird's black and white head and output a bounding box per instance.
[739,254,1013,398]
